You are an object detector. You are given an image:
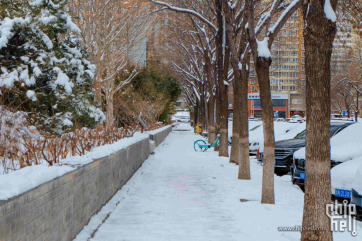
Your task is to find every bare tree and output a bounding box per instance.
[69,0,152,128]
[244,0,301,203]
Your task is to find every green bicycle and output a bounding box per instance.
[194,134,220,152]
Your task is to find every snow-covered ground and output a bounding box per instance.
[75,124,362,241]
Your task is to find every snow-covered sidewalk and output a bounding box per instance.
[75,124,361,241]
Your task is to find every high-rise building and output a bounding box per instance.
[269,10,304,94]
[244,7,351,118]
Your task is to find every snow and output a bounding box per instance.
[62,118,73,127]
[64,15,81,33]
[252,122,305,152]
[20,56,29,63]
[53,67,74,94]
[268,0,300,33]
[0,17,30,48]
[26,90,37,101]
[33,67,42,77]
[324,0,337,22]
[228,120,263,142]
[331,157,362,195]
[352,165,362,194]
[0,68,19,88]
[173,123,193,131]
[294,123,362,161]
[0,163,75,200]
[41,15,56,25]
[147,125,171,135]
[20,69,35,86]
[62,133,149,166]
[174,112,190,117]
[256,37,271,58]
[74,126,362,240]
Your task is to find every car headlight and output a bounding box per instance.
[249,143,251,146]
[296,159,305,168]
[253,142,259,146]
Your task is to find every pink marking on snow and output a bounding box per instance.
[170,175,193,194]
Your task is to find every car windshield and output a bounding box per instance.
[250,125,261,131]
[294,125,342,139]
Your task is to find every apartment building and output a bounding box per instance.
[243,7,351,118]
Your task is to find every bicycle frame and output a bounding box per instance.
[194,135,219,151]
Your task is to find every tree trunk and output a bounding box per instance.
[214,94,221,151]
[238,58,251,179]
[245,0,275,202]
[224,5,251,175]
[215,0,229,157]
[194,100,199,133]
[230,83,240,164]
[208,96,216,144]
[105,80,115,129]
[255,57,275,204]
[300,1,337,240]
[198,97,203,128]
[225,16,240,164]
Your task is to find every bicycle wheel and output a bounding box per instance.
[194,140,207,152]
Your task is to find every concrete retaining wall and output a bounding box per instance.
[148,126,172,147]
[0,126,172,241]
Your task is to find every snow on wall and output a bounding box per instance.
[148,125,172,147]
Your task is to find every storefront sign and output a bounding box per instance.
[292,99,302,104]
[248,93,288,100]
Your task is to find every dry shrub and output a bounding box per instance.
[0,108,165,174]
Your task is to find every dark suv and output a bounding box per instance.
[291,123,353,189]
[257,123,353,176]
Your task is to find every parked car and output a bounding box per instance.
[229,124,262,153]
[329,158,362,207]
[248,125,262,155]
[292,123,362,191]
[176,117,190,123]
[351,164,362,221]
[258,123,353,177]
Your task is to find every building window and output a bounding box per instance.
[272,99,286,107]
[290,86,297,91]
[253,99,261,108]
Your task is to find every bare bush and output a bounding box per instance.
[0,106,164,174]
